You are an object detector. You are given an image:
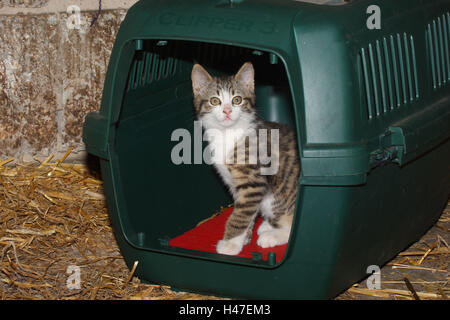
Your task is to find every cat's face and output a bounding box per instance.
[191,62,256,129]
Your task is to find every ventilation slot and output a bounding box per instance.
[127,42,179,92]
[194,43,250,68]
[426,12,450,89]
[359,33,419,120]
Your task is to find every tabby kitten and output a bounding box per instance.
[191,62,300,256]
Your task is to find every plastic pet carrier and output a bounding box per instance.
[83,0,450,299]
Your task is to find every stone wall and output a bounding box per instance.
[0,0,138,161]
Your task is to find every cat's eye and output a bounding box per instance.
[232,96,243,105]
[210,97,221,106]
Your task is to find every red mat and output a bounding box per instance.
[169,207,287,262]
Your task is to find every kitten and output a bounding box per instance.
[191,62,300,256]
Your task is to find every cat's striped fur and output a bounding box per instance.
[191,62,300,256]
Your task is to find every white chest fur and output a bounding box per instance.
[206,126,252,199]
[202,113,256,200]
[209,129,246,199]
[214,163,236,199]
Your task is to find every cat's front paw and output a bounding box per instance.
[216,239,244,255]
[257,220,273,235]
[257,229,289,248]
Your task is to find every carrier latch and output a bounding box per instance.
[371,127,406,167]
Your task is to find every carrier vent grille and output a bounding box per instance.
[426,12,450,90]
[359,33,419,120]
[127,44,180,92]
[194,42,249,65]
[126,42,250,92]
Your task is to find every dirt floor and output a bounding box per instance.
[0,155,448,300]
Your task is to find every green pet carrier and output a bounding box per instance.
[83,0,450,299]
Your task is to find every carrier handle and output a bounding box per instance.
[215,0,244,6]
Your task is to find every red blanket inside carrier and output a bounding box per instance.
[169,207,287,263]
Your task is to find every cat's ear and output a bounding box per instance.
[192,64,212,95]
[235,62,254,92]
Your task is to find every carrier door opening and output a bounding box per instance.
[114,40,299,267]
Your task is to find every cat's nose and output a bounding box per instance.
[223,106,232,115]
